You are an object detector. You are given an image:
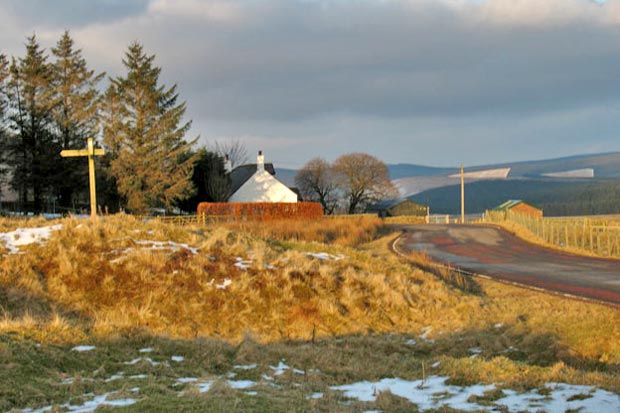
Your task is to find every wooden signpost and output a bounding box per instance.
[460,165,465,224]
[60,137,105,218]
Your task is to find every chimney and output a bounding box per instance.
[224,154,232,173]
[257,150,264,171]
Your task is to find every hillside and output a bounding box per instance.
[390,152,620,180]
[411,178,620,216]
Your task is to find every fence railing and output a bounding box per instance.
[485,211,620,258]
[427,214,484,224]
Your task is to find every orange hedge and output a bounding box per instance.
[197,202,323,220]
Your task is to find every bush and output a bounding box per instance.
[197,202,323,220]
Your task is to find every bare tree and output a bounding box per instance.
[333,153,397,214]
[213,139,249,168]
[295,157,338,214]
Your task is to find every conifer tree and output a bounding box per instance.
[103,42,197,213]
[177,148,230,212]
[51,31,104,210]
[0,54,9,194]
[98,84,124,211]
[6,35,57,212]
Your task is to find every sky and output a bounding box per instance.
[1,0,619,169]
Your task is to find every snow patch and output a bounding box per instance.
[71,345,96,352]
[171,355,184,362]
[227,380,256,389]
[109,239,199,263]
[269,361,291,376]
[0,224,63,255]
[123,357,159,366]
[305,252,346,261]
[330,376,620,412]
[20,392,137,413]
[216,279,232,289]
[234,364,257,370]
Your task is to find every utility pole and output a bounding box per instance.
[460,165,465,224]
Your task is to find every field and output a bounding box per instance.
[0,215,619,412]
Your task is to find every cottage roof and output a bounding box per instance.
[493,199,541,211]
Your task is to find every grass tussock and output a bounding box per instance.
[222,215,383,247]
[0,215,474,343]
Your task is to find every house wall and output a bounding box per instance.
[388,201,428,217]
[229,170,298,203]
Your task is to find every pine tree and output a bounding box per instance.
[0,54,9,193]
[51,31,104,211]
[177,148,230,212]
[98,84,124,211]
[103,42,197,214]
[6,35,57,212]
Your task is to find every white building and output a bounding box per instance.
[228,151,298,203]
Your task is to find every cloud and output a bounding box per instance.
[2,0,150,28]
[1,0,619,166]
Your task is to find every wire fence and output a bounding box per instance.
[485,211,620,258]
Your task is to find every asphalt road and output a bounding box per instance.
[394,224,620,305]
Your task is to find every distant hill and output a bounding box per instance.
[410,178,620,216]
[386,164,456,179]
[388,152,620,178]
[470,152,620,178]
[277,153,620,215]
[391,152,620,197]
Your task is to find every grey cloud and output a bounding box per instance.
[135,1,620,122]
[3,0,619,167]
[3,0,151,27]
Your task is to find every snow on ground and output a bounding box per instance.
[109,239,199,263]
[234,364,258,370]
[20,349,620,413]
[216,279,232,289]
[0,224,62,255]
[329,376,620,412]
[20,392,137,413]
[71,345,96,352]
[305,252,346,261]
[123,357,160,366]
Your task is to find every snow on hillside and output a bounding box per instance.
[448,168,511,179]
[542,168,594,178]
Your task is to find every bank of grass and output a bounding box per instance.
[485,212,620,259]
[0,215,619,411]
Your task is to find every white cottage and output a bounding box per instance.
[228,151,298,203]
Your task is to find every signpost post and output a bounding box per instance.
[461,165,465,224]
[60,137,105,218]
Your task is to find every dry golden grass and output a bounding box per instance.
[0,215,475,343]
[2,214,620,411]
[221,215,383,247]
